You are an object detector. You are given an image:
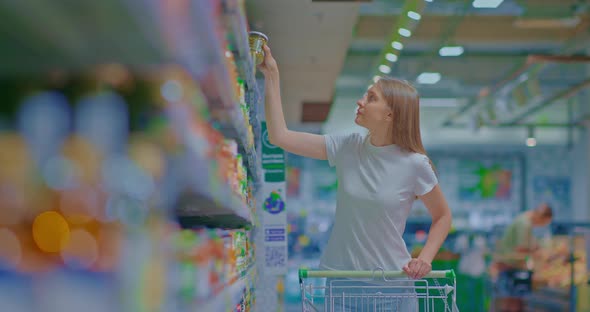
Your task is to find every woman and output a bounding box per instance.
[259,44,452,308]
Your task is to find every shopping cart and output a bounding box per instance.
[299,268,459,312]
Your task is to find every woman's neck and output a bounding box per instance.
[369,131,395,147]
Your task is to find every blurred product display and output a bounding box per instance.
[0,0,263,311]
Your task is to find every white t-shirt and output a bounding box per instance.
[319,132,438,271]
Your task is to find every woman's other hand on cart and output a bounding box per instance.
[403,258,432,279]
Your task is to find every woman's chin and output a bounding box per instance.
[354,116,362,126]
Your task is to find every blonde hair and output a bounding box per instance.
[375,76,427,156]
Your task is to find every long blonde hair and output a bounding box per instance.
[375,76,427,156]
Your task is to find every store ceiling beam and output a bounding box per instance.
[499,77,590,126]
[348,50,535,59]
[441,54,590,127]
[359,0,525,16]
[445,122,585,129]
[441,28,590,127]
[410,0,472,77]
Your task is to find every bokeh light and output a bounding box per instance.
[59,187,100,225]
[61,136,102,185]
[0,133,32,184]
[41,156,79,190]
[95,63,132,89]
[32,211,70,253]
[161,80,183,102]
[0,183,26,226]
[17,92,70,164]
[102,156,155,201]
[128,135,165,180]
[61,229,99,270]
[75,92,129,157]
[105,195,148,227]
[94,225,123,272]
[0,228,22,269]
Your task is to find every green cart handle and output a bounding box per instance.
[299,268,456,280]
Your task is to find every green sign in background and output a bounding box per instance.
[261,122,285,182]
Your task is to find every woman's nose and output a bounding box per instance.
[356,99,364,107]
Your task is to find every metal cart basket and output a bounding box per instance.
[299,268,459,312]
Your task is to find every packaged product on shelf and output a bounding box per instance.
[238,78,250,125]
[532,235,587,289]
[247,178,257,219]
[194,232,213,301]
[236,154,248,205]
[247,124,255,148]
[224,46,241,101]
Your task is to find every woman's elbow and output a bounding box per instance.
[443,212,452,230]
[434,211,452,227]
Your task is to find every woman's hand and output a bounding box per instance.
[403,258,432,279]
[258,44,278,77]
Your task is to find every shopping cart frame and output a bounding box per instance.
[298,268,457,312]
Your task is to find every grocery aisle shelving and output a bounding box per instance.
[200,264,256,312]
[160,0,263,310]
[0,0,264,311]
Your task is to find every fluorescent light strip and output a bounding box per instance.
[398,28,412,37]
[472,0,504,9]
[439,46,464,56]
[417,72,441,84]
[385,53,398,62]
[407,11,421,21]
[379,65,391,74]
[391,41,403,50]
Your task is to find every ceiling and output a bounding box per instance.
[245,0,361,125]
[0,0,588,146]
[247,0,590,146]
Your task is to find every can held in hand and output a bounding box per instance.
[248,31,269,66]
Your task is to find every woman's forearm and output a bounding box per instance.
[264,71,288,145]
[418,213,452,263]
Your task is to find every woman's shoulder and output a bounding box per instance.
[405,152,431,168]
[325,131,365,145]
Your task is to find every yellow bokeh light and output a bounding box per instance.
[32,211,70,253]
[298,235,310,247]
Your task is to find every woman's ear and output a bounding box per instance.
[386,111,393,121]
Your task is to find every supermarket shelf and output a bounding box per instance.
[0,0,166,74]
[166,102,254,229]
[244,146,261,185]
[223,0,257,90]
[19,0,264,185]
[175,181,252,229]
[215,109,262,185]
[524,287,571,311]
[200,263,255,311]
[220,0,263,182]
[176,193,252,229]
